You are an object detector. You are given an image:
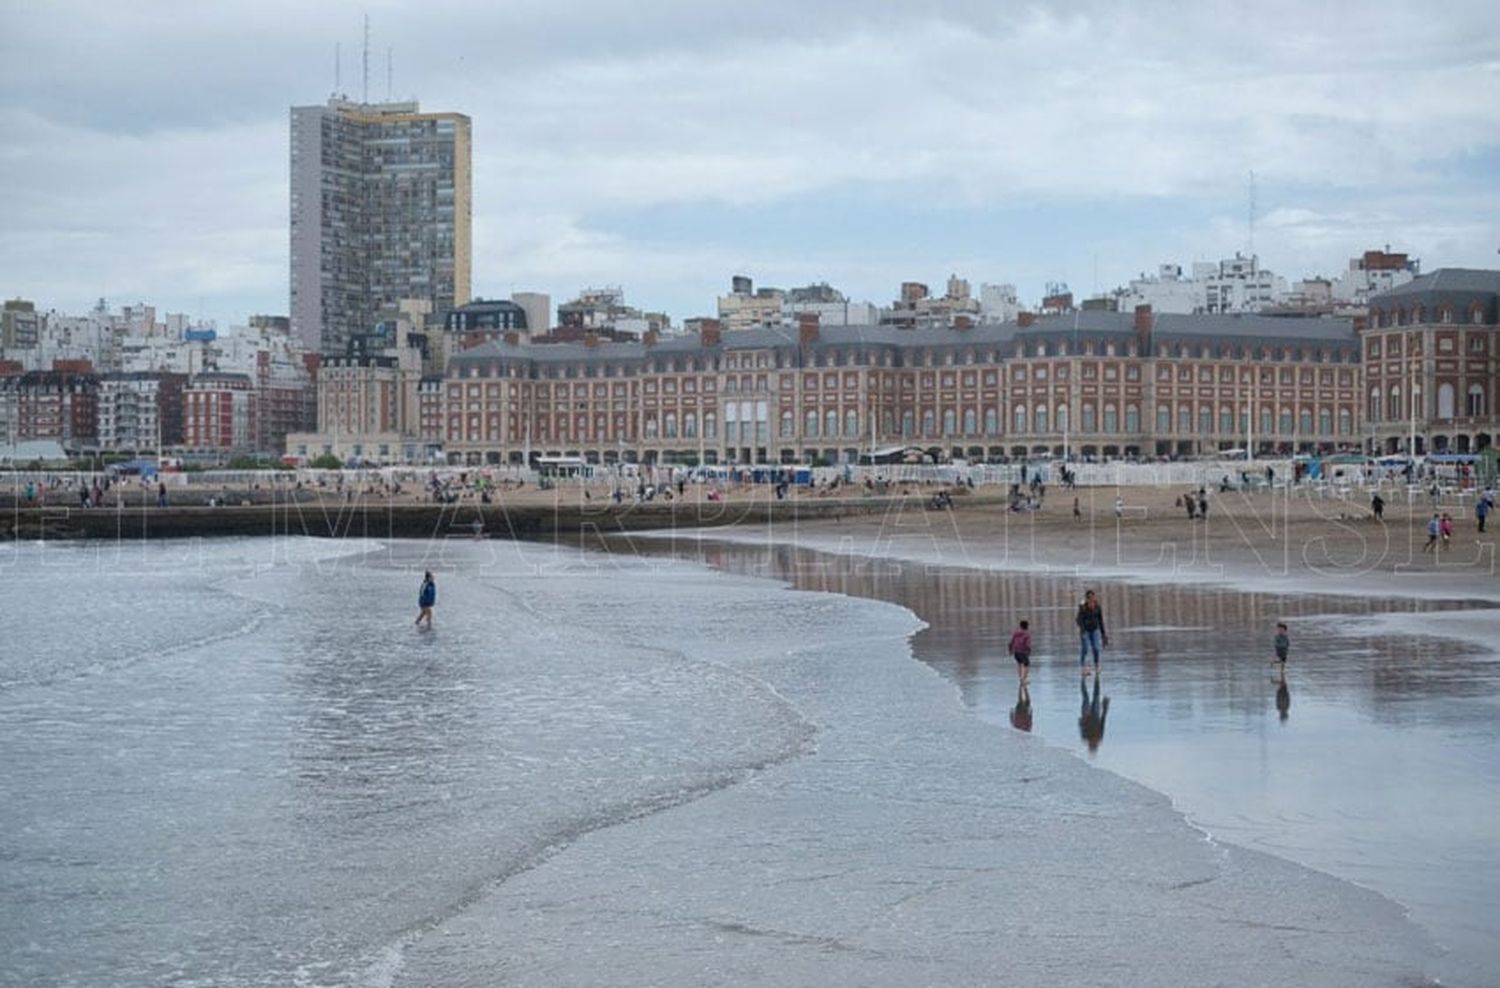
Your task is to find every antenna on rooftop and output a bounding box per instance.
[334,42,341,96]
[361,14,370,104]
[386,47,393,100]
[1248,169,1257,256]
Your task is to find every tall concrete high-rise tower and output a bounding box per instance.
[289,98,472,355]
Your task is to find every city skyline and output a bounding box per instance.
[3,0,1499,331]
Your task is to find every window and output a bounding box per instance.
[1125,405,1139,433]
[1104,403,1119,433]
[1369,389,1382,422]
[1035,404,1049,432]
[1438,383,1456,419]
[705,412,717,439]
[923,410,936,435]
[902,410,915,437]
[780,410,794,438]
[1178,406,1192,433]
[1319,409,1332,434]
[984,408,998,434]
[825,410,838,438]
[804,409,819,438]
[1260,408,1273,436]
[1199,407,1213,434]
[1299,409,1313,435]
[1338,408,1352,435]
[1220,408,1234,434]
[664,412,678,438]
[845,410,860,438]
[942,410,956,435]
[1056,404,1069,432]
[1468,384,1486,417]
[1471,336,1487,353]
[1389,385,1402,420]
[1157,405,1170,432]
[1279,410,1293,435]
[1014,405,1028,432]
[1080,404,1095,432]
[963,409,977,433]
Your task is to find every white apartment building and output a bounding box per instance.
[979,283,1021,324]
[1116,255,1286,315]
[1332,249,1419,304]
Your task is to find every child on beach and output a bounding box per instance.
[1008,620,1032,686]
[1440,512,1454,547]
[1423,513,1441,552]
[416,571,436,628]
[1273,622,1289,682]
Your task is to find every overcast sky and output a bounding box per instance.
[3,0,1498,329]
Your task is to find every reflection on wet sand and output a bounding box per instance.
[1079,676,1110,752]
[1008,684,1032,733]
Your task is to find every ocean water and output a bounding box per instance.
[0,537,1446,986]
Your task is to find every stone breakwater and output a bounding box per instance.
[0,495,926,541]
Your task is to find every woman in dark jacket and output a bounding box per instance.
[1076,589,1108,675]
[416,571,436,628]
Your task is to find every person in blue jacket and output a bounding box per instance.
[416,571,436,627]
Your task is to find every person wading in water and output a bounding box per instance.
[1076,589,1108,676]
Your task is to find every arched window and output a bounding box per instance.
[1014,405,1028,432]
[845,410,860,438]
[1369,388,1382,422]
[922,409,936,435]
[1299,409,1313,435]
[1199,406,1213,434]
[963,409,977,433]
[1220,407,1234,434]
[704,412,717,439]
[902,410,915,437]
[1178,406,1192,433]
[1472,304,1486,325]
[1057,404,1070,432]
[1125,404,1139,433]
[1260,408,1273,436]
[684,412,698,438]
[1035,404,1049,432]
[984,408,998,434]
[804,409,819,438]
[664,412,678,438]
[1280,410,1294,435]
[942,409,956,435]
[1338,408,1352,435]
[1318,408,1332,435]
[1468,384,1486,417]
[825,410,839,438]
[1389,385,1402,420]
[1156,405,1170,432]
[779,410,793,438]
[1080,404,1095,432]
[1104,403,1119,433]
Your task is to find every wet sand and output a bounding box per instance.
[612,509,1500,986]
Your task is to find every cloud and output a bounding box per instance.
[1,0,1498,327]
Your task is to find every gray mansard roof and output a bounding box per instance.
[1369,268,1500,324]
[448,310,1356,372]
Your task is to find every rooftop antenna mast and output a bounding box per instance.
[386,47,393,100]
[334,42,341,97]
[1248,169,1257,256]
[361,13,370,104]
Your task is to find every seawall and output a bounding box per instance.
[0,495,957,542]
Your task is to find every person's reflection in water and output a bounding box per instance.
[1275,678,1291,723]
[1078,676,1110,753]
[1009,683,1033,733]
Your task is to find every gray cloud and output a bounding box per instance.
[1,0,1497,325]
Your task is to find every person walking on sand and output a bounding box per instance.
[1476,494,1489,534]
[1114,494,1124,519]
[1008,619,1033,686]
[415,571,437,628]
[1371,491,1385,522]
[1073,496,1082,520]
[1273,621,1290,683]
[1441,512,1454,547]
[1076,590,1108,676]
[1423,512,1441,552]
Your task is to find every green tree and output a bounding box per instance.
[309,453,343,470]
